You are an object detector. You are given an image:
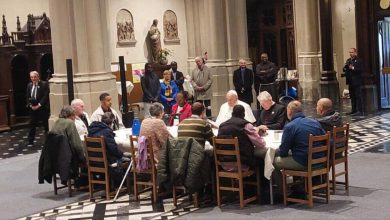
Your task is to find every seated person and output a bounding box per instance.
[140,103,171,164]
[255,91,287,132]
[90,93,124,131]
[178,102,214,147]
[160,70,179,114]
[88,112,129,164]
[316,98,343,132]
[215,90,256,127]
[71,98,90,136]
[274,101,325,171]
[50,105,86,164]
[218,105,267,169]
[169,91,192,126]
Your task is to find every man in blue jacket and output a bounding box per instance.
[274,100,325,171]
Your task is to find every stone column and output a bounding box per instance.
[185,0,251,114]
[319,0,340,105]
[48,0,117,124]
[294,0,322,101]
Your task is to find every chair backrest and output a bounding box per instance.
[84,136,109,174]
[129,135,156,171]
[307,132,331,172]
[212,136,243,173]
[332,123,349,159]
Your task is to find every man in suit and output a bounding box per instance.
[233,59,254,105]
[255,52,278,109]
[255,91,287,132]
[343,48,363,116]
[170,61,185,91]
[26,71,50,146]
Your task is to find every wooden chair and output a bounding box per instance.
[84,136,111,200]
[281,132,331,208]
[213,137,260,208]
[53,175,73,197]
[330,123,350,194]
[130,135,159,203]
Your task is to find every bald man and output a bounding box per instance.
[316,98,343,132]
[233,59,254,105]
[215,90,256,126]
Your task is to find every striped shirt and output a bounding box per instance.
[177,116,214,147]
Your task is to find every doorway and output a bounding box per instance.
[378,17,390,108]
[11,55,29,117]
[40,53,54,81]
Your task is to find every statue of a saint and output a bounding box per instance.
[149,19,162,63]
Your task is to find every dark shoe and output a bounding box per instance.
[346,111,357,115]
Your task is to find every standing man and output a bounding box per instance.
[233,59,254,105]
[191,56,213,117]
[141,63,160,118]
[71,98,90,136]
[343,48,363,116]
[170,61,185,91]
[255,52,277,108]
[26,71,50,146]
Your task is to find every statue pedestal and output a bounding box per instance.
[152,63,171,78]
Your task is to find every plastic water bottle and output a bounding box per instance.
[132,117,141,136]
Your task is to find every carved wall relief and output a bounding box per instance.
[163,10,180,44]
[116,9,136,47]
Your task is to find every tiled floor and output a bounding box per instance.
[0,127,45,159]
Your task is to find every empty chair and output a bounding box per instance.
[330,123,350,194]
[281,132,331,208]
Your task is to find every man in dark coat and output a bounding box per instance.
[316,98,343,132]
[343,48,363,116]
[255,53,278,109]
[141,63,161,118]
[170,61,185,91]
[26,71,50,145]
[255,91,287,131]
[88,112,127,164]
[233,59,254,105]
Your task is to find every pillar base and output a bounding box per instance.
[362,84,378,114]
[320,79,340,106]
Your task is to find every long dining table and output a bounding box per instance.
[105,126,283,204]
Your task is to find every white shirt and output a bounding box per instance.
[75,112,90,136]
[90,106,124,130]
[215,100,256,126]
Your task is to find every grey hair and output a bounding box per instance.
[29,71,39,77]
[287,100,302,115]
[59,105,75,119]
[194,56,202,62]
[226,90,238,98]
[70,98,84,108]
[149,103,164,117]
[258,91,273,102]
[101,112,115,126]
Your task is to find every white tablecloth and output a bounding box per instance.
[261,130,283,180]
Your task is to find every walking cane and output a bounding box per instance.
[113,160,133,202]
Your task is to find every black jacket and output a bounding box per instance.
[141,72,161,102]
[233,68,254,104]
[343,57,363,86]
[39,132,76,184]
[88,121,123,164]
[255,103,287,129]
[171,70,185,91]
[218,117,255,168]
[26,80,50,109]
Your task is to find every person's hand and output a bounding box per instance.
[166,98,173,102]
[31,105,40,111]
[258,125,268,134]
[349,64,354,70]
